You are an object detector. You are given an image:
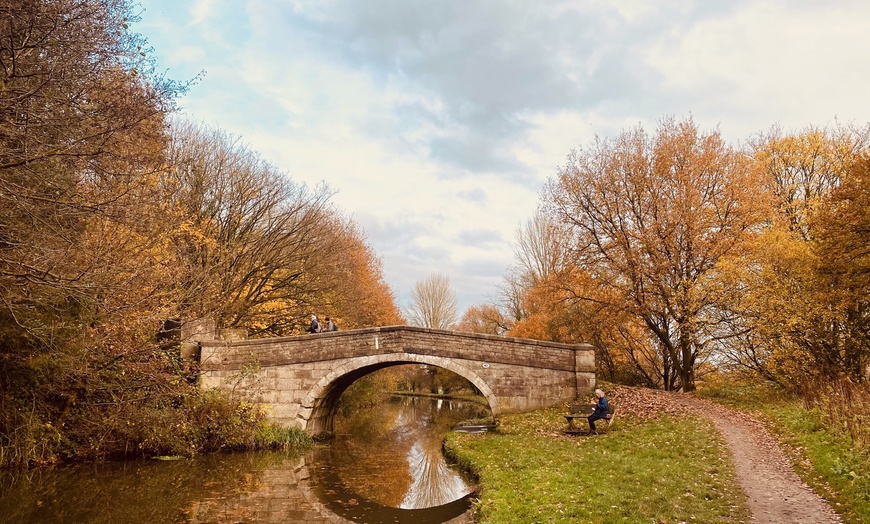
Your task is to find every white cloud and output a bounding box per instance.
[190,0,217,25]
[643,1,870,139]
[135,0,870,315]
[166,46,207,66]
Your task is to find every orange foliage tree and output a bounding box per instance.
[162,120,403,336]
[454,304,508,335]
[0,0,195,466]
[814,155,870,380]
[499,210,664,386]
[314,219,405,329]
[543,116,766,391]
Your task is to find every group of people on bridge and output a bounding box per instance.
[307,315,338,334]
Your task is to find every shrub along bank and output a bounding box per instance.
[0,388,311,468]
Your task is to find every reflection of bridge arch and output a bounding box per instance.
[190,449,473,523]
[199,326,596,437]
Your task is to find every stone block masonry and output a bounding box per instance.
[199,325,596,437]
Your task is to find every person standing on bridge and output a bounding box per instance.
[324,317,338,331]
[307,315,322,334]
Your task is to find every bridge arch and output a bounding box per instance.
[301,353,499,435]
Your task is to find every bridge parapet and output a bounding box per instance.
[199,325,596,435]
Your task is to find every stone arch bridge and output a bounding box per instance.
[199,325,596,437]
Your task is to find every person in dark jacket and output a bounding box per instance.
[307,315,322,334]
[587,388,609,435]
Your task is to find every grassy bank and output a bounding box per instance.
[445,400,749,524]
[699,382,870,524]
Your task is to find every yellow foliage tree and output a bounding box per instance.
[715,125,870,386]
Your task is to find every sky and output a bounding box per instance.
[133,0,870,314]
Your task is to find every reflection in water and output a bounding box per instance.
[309,445,474,524]
[398,399,476,509]
[0,452,305,524]
[402,440,471,509]
[0,396,488,524]
[323,396,481,511]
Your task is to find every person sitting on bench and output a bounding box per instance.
[588,388,609,435]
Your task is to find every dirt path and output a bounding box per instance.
[608,386,843,523]
[669,394,842,523]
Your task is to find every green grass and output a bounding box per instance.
[445,405,749,524]
[759,403,870,523]
[254,422,312,449]
[698,382,870,524]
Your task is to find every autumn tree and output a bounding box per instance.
[508,263,667,388]
[712,228,821,383]
[501,208,638,382]
[749,124,870,240]
[163,121,403,336]
[545,116,765,391]
[0,0,181,324]
[0,0,193,466]
[454,304,507,335]
[163,120,342,336]
[508,270,578,343]
[497,209,567,329]
[512,208,568,286]
[714,125,870,385]
[313,219,404,329]
[814,155,870,380]
[406,273,458,329]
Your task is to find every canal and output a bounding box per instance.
[0,395,490,524]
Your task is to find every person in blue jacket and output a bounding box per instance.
[587,388,609,435]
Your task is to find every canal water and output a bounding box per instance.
[0,396,489,524]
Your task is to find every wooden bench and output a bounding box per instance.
[564,402,616,434]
